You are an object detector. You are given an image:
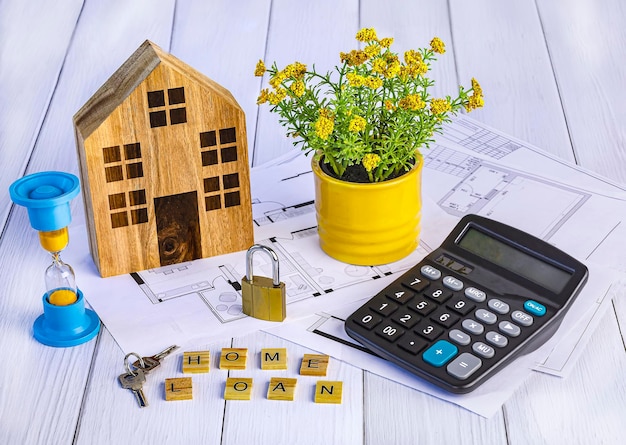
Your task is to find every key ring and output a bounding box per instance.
[124,352,145,376]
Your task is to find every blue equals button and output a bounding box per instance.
[524,300,546,317]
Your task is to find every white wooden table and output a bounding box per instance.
[2,1,626,443]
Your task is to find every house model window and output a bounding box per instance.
[73,40,254,277]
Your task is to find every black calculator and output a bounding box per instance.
[344,214,588,393]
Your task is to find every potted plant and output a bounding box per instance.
[255,28,484,265]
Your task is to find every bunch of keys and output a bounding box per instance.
[118,345,178,408]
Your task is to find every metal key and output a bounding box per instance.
[118,368,148,407]
[132,345,179,374]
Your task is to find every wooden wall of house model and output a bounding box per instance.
[74,40,254,277]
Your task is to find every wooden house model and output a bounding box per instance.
[74,40,254,277]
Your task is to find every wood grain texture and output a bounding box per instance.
[75,40,254,277]
[0,0,83,230]
[252,0,360,166]
[537,0,626,183]
[2,0,626,443]
[170,0,272,167]
[449,0,576,162]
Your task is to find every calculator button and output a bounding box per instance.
[430,307,460,328]
[499,321,521,337]
[511,310,534,327]
[370,300,398,317]
[446,353,482,380]
[420,265,441,280]
[402,275,430,293]
[409,297,437,316]
[354,312,383,330]
[488,299,510,314]
[375,323,405,342]
[414,321,444,341]
[425,287,452,304]
[422,340,458,367]
[386,286,414,304]
[448,329,471,346]
[447,298,475,315]
[485,331,508,348]
[397,335,428,355]
[442,276,463,291]
[524,300,546,316]
[475,309,498,325]
[464,287,486,302]
[472,342,495,359]
[462,319,484,335]
[391,311,420,329]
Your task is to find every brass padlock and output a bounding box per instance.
[241,244,286,322]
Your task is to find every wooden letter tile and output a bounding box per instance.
[182,351,210,373]
[261,348,287,370]
[224,377,253,400]
[299,354,329,376]
[165,377,193,401]
[219,348,248,369]
[267,377,297,401]
[314,380,343,404]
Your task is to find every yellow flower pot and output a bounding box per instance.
[312,157,423,265]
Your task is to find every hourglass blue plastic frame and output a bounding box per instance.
[9,171,100,347]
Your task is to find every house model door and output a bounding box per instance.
[154,191,202,266]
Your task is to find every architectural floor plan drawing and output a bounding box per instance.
[431,149,591,239]
[128,208,436,324]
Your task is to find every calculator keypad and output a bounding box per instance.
[345,261,550,392]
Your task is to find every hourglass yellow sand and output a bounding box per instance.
[9,171,100,347]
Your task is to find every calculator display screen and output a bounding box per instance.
[458,227,572,293]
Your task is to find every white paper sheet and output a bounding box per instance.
[70,115,626,417]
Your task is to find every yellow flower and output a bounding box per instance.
[379,37,394,48]
[257,88,269,104]
[269,70,287,89]
[430,37,446,54]
[356,27,378,42]
[284,61,307,79]
[340,49,369,66]
[465,94,485,112]
[430,98,451,114]
[315,109,334,139]
[349,115,367,132]
[346,73,365,87]
[254,60,266,77]
[399,94,425,111]
[372,58,387,75]
[364,44,381,58]
[289,80,305,97]
[384,100,395,111]
[364,76,383,89]
[362,153,381,172]
[268,88,287,105]
[404,50,422,65]
[471,77,483,97]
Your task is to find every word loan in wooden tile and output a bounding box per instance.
[162,348,342,404]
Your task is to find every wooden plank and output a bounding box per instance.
[169,0,272,166]
[537,0,626,183]
[0,0,83,232]
[252,0,360,166]
[0,1,176,444]
[504,310,626,443]
[76,331,230,442]
[220,332,363,445]
[364,372,508,443]
[449,0,576,162]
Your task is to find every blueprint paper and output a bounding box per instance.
[70,115,626,417]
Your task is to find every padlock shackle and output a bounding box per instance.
[245,244,280,286]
